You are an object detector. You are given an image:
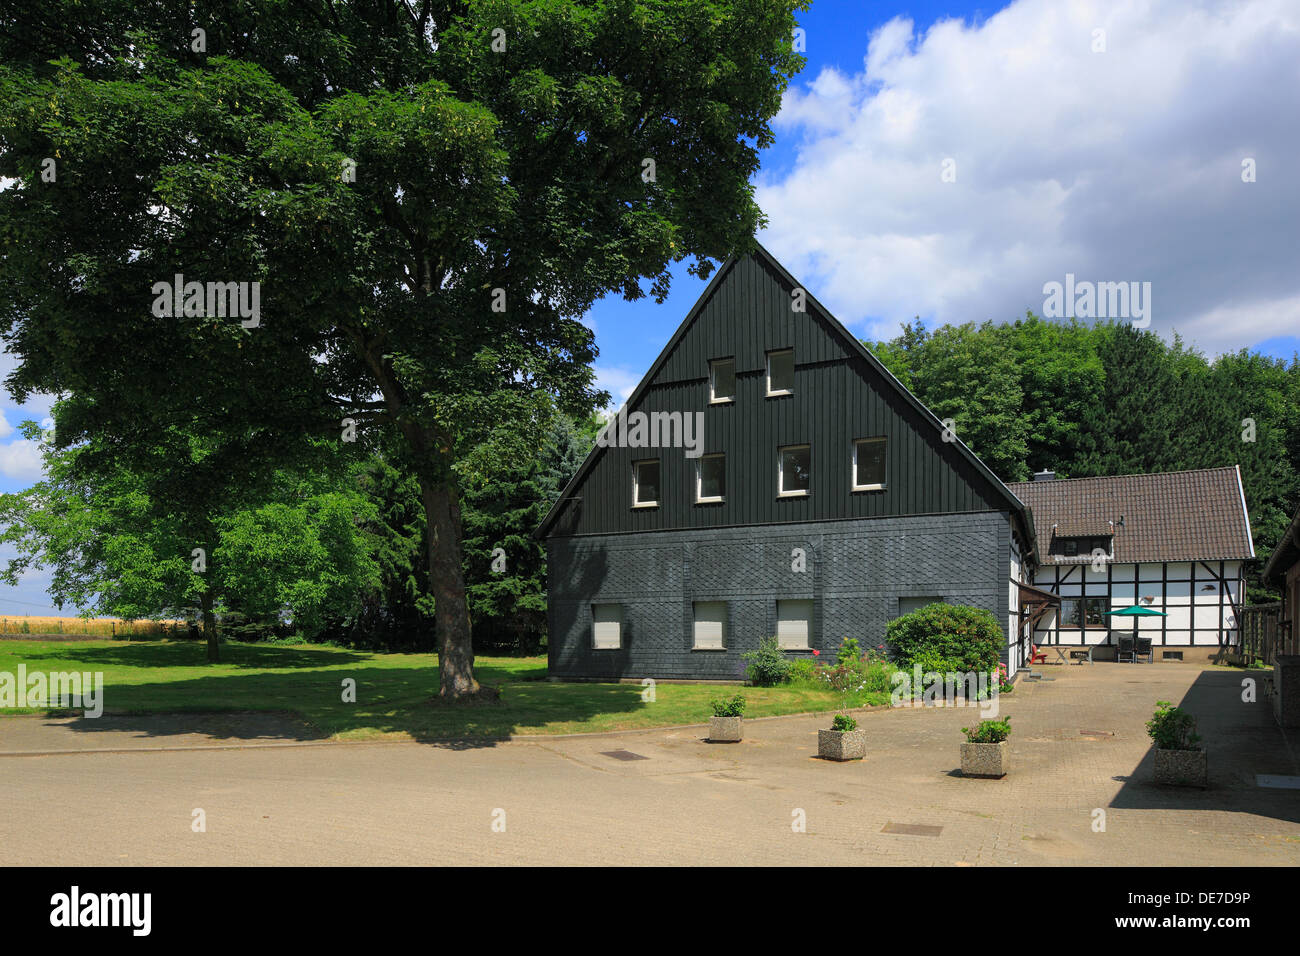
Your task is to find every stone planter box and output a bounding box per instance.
[1154,748,1207,787]
[707,716,743,742]
[817,728,867,761]
[960,741,1008,778]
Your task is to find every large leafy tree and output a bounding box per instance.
[0,422,380,646]
[903,320,1029,481]
[0,0,806,695]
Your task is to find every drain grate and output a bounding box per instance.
[600,749,649,761]
[882,822,943,837]
[1080,729,1114,737]
[1256,774,1300,789]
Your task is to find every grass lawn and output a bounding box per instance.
[0,639,889,741]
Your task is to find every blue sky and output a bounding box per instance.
[585,0,1300,409]
[3,0,1299,615]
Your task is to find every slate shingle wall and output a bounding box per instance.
[547,511,1012,680]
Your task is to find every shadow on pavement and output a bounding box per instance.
[1108,667,1300,825]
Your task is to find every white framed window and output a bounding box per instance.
[709,358,736,404]
[632,459,660,508]
[592,604,623,649]
[776,599,813,650]
[695,453,725,503]
[693,601,727,649]
[852,437,887,491]
[778,443,811,497]
[766,349,794,396]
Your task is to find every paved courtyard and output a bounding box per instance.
[1,662,1297,865]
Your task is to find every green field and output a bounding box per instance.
[0,639,887,740]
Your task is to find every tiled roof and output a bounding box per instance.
[1008,466,1255,566]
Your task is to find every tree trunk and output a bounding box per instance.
[200,587,218,663]
[422,477,477,698]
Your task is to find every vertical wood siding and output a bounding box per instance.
[550,253,1007,537]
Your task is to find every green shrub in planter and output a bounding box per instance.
[962,716,1012,743]
[831,714,858,732]
[886,603,1002,673]
[742,637,793,687]
[1147,701,1206,786]
[1146,700,1200,751]
[711,694,746,718]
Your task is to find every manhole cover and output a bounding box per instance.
[1256,774,1300,789]
[882,822,943,837]
[600,750,649,761]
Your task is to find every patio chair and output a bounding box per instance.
[1028,643,1048,665]
[1117,635,1135,663]
[1135,637,1153,664]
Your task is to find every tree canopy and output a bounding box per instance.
[0,0,808,694]
[869,317,1300,599]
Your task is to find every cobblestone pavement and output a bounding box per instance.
[1,662,1296,865]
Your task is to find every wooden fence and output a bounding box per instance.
[1238,602,1287,666]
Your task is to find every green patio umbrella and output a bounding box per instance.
[1104,605,1167,617]
[1104,605,1167,659]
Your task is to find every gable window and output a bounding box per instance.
[693,601,727,650]
[695,453,726,504]
[853,437,887,491]
[1057,535,1112,558]
[632,459,660,508]
[709,358,736,404]
[766,349,794,396]
[776,599,813,650]
[591,604,623,649]
[778,444,811,497]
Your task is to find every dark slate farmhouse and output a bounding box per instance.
[538,244,1041,681]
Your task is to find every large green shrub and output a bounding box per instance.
[885,603,1003,673]
[742,637,793,687]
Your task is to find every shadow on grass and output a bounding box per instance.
[6,640,372,670]
[34,666,650,749]
[1107,666,1300,825]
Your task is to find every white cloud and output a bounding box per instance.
[757,0,1300,355]
[593,364,643,410]
[0,439,44,482]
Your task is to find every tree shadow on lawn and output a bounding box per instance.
[6,640,372,670]
[1107,666,1300,826]
[39,666,650,749]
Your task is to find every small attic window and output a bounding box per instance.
[709,358,736,403]
[766,349,794,396]
[1056,535,1113,558]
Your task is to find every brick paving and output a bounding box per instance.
[1,662,1296,865]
